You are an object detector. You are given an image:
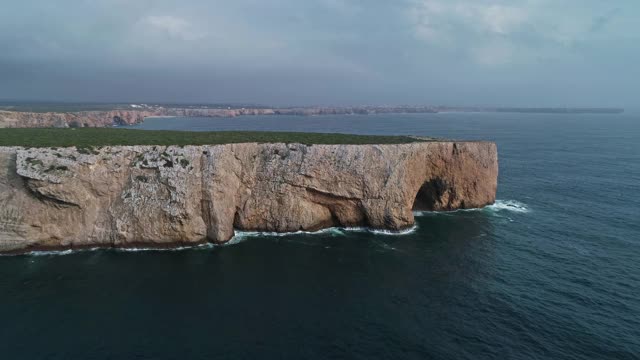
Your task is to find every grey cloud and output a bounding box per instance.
[0,0,638,106]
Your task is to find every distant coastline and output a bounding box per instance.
[0,102,625,128]
[436,107,624,114]
[0,101,624,114]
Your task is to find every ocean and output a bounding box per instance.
[1,112,639,359]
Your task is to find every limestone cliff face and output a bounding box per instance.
[0,109,285,128]
[0,110,155,128]
[0,142,497,253]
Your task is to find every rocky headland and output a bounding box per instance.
[0,106,439,128]
[0,141,497,254]
[0,104,623,129]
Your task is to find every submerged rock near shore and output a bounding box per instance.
[0,141,497,253]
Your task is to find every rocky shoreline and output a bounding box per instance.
[0,141,498,253]
[0,105,623,129]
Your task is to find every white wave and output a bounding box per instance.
[12,246,106,257]
[486,200,530,213]
[10,225,419,256]
[232,227,337,239]
[25,249,77,256]
[12,243,216,257]
[5,243,220,256]
[413,200,529,216]
[115,243,215,252]
[222,235,250,246]
[230,225,417,241]
[341,226,418,236]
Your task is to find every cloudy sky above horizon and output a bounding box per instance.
[0,0,638,106]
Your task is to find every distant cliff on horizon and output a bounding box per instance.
[0,103,624,128]
[0,105,439,128]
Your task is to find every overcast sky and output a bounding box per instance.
[0,0,637,106]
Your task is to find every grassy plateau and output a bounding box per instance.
[0,128,423,147]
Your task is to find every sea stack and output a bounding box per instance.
[0,141,497,253]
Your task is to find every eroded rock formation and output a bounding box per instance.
[0,141,497,253]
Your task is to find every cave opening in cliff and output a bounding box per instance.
[412,178,446,211]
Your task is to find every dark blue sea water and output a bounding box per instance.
[1,113,639,359]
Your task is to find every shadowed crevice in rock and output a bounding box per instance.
[305,188,367,228]
[413,178,446,211]
[201,198,214,238]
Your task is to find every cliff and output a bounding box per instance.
[0,106,439,128]
[0,110,155,128]
[0,109,282,128]
[0,141,497,253]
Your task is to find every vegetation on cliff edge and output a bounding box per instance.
[0,128,425,147]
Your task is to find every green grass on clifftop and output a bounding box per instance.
[0,128,423,147]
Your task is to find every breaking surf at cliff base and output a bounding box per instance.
[413,200,530,217]
[1,200,533,257]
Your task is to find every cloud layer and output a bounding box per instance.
[0,0,637,106]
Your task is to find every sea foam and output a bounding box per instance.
[230,225,417,242]
[12,201,530,257]
[413,199,530,216]
[485,200,530,213]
